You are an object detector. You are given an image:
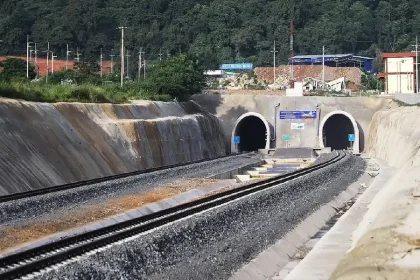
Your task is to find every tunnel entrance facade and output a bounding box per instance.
[232,113,270,153]
[319,111,360,154]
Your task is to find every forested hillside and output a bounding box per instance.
[0,0,419,68]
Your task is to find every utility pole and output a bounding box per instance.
[144,58,146,79]
[412,37,419,94]
[46,42,50,83]
[100,48,103,77]
[51,52,57,74]
[110,53,115,74]
[34,43,38,78]
[290,20,295,88]
[26,35,33,78]
[138,48,145,80]
[66,44,71,70]
[271,40,278,85]
[158,48,163,61]
[117,26,127,87]
[322,45,325,89]
[29,49,34,63]
[75,47,81,63]
[125,49,130,79]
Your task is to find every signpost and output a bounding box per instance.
[234,136,240,151]
[348,134,355,151]
[280,111,317,120]
[285,135,290,148]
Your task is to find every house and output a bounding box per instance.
[378,53,417,94]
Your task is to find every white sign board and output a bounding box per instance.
[291,123,305,130]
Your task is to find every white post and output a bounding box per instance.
[51,52,57,74]
[118,26,127,87]
[34,43,38,78]
[138,48,142,80]
[100,48,103,77]
[125,49,130,79]
[66,44,69,70]
[271,40,278,86]
[26,35,30,78]
[46,42,50,84]
[144,59,146,79]
[416,36,419,94]
[110,54,115,74]
[322,45,325,88]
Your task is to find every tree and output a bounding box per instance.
[0,58,36,80]
[145,55,205,100]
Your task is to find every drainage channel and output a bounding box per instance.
[274,195,360,279]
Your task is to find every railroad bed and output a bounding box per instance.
[0,151,366,280]
[0,153,262,227]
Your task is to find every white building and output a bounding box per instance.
[379,53,416,94]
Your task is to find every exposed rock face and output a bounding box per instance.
[0,99,226,195]
[332,106,420,279]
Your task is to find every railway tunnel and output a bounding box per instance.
[319,111,360,154]
[232,112,271,152]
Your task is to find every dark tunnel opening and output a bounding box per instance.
[323,114,355,150]
[235,116,267,152]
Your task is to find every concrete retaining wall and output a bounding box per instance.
[0,99,226,195]
[193,94,397,151]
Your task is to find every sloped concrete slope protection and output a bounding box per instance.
[332,106,420,279]
[0,99,226,195]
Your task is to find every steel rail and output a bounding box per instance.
[0,151,346,280]
[0,152,251,204]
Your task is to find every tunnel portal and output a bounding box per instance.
[232,113,270,153]
[321,113,356,151]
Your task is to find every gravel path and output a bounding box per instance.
[34,153,365,280]
[0,153,262,227]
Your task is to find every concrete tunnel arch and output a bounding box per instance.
[231,112,271,153]
[319,110,360,154]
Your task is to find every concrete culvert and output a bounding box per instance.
[319,111,360,154]
[232,113,270,153]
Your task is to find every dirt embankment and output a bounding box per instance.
[332,106,420,279]
[0,99,226,195]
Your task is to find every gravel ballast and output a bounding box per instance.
[33,153,365,280]
[0,153,262,227]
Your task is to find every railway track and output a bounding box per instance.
[0,151,346,280]
[0,152,250,204]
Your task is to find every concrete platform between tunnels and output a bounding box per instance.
[319,110,360,154]
[231,112,271,153]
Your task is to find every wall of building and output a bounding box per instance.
[387,57,414,73]
[193,94,397,152]
[0,99,226,195]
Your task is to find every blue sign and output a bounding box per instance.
[280,111,317,120]
[348,134,355,142]
[285,135,290,141]
[220,63,254,70]
[234,136,241,144]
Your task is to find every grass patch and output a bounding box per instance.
[0,81,172,103]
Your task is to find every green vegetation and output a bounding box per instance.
[0,58,36,80]
[144,55,204,100]
[0,81,171,103]
[0,0,418,70]
[0,55,203,103]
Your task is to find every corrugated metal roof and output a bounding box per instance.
[292,54,353,59]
